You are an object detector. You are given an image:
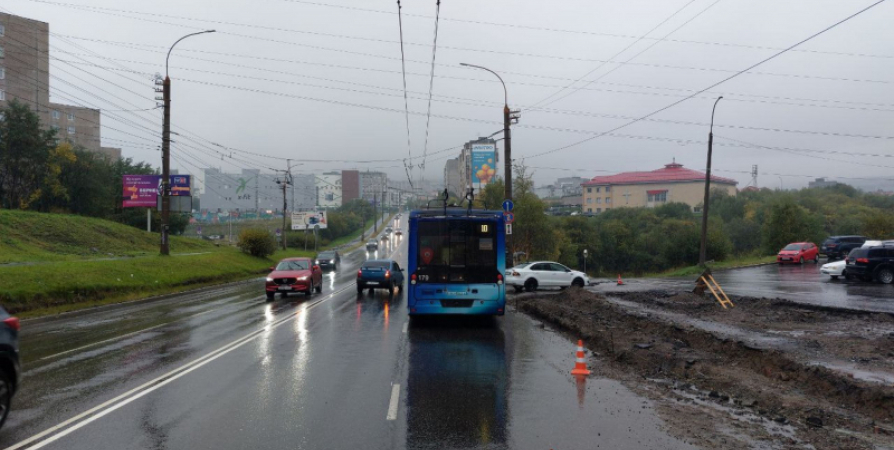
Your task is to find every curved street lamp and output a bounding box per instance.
[698,96,723,266]
[160,30,215,255]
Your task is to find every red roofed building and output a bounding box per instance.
[580,161,738,213]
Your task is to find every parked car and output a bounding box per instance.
[820,240,888,280]
[265,258,323,300]
[315,250,340,272]
[366,240,379,251]
[776,242,819,264]
[505,261,589,293]
[821,235,867,260]
[0,306,20,431]
[357,260,405,294]
[845,245,894,284]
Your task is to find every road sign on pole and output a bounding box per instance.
[506,223,513,235]
[503,212,515,224]
[275,228,282,237]
[502,199,514,212]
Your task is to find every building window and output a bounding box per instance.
[67,112,75,121]
[596,187,601,193]
[0,67,4,80]
[596,197,602,204]
[0,24,5,37]
[52,110,60,120]
[0,46,4,58]
[606,197,612,204]
[67,126,75,135]
[585,198,592,204]
[586,187,592,193]
[647,191,668,202]
[587,208,592,213]
[606,186,611,193]
[597,208,602,213]
[0,90,4,101]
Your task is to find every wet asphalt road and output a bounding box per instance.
[6,222,695,450]
[592,260,894,313]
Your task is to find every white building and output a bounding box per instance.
[316,172,342,208]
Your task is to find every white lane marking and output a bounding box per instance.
[402,322,408,334]
[386,384,401,421]
[7,284,353,450]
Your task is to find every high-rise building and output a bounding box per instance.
[0,12,104,154]
[201,168,314,213]
[457,137,498,194]
[443,158,462,196]
[316,172,342,208]
[360,171,387,204]
[341,170,360,205]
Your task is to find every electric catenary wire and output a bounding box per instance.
[524,0,890,160]
[396,0,414,189]
[419,0,442,173]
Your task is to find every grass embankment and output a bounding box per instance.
[0,210,326,317]
[645,255,777,278]
[0,209,212,263]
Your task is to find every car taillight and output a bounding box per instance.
[411,274,417,285]
[3,317,19,332]
[856,258,869,264]
[357,269,363,277]
[497,274,503,285]
[385,270,391,279]
[827,244,837,248]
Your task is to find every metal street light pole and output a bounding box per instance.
[460,62,518,267]
[698,96,723,266]
[160,29,215,256]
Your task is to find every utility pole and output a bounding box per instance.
[699,96,723,266]
[159,30,215,256]
[278,161,292,251]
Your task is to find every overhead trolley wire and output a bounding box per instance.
[396,0,414,188]
[523,0,890,160]
[419,0,442,172]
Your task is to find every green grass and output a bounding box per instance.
[646,255,777,278]
[0,209,214,263]
[0,249,277,317]
[0,209,382,317]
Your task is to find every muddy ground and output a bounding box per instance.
[512,288,894,450]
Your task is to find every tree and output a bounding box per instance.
[862,212,894,239]
[761,197,824,254]
[0,100,58,209]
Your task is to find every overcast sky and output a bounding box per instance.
[5,0,894,191]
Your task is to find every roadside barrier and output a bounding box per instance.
[698,273,734,309]
[571,340,591,376]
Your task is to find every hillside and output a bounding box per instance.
[0,209,213,263]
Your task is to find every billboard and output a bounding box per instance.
[291,211,328,230]
[471,144,497,188]
[122,175,191,208]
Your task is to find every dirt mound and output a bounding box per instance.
[517,288,894,449]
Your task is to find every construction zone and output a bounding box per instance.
[510,286,894,450]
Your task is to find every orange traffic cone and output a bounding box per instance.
[571,340,591,376]
[617,274,625,285]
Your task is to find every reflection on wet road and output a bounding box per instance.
[5,218,692,449]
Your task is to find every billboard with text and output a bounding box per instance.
[291,211,328,230]
[122,175,191,208]
[471,143,497,188]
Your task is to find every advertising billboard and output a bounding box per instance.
[471,143,497,188]
[122,175,191,208]
[291,211,329,230]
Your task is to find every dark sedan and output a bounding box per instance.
[315,251,340,272]
[0,306,20,430]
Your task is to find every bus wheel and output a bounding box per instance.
[524,279,538,292]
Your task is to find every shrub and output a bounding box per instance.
[237,228,276,257]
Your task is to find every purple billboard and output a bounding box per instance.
[122,175,191,208]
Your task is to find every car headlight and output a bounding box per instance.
[297,276,309,281]
[265,277,273,282]
[315,260,319,264]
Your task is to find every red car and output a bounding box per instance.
[777,242,819,264]
[265,257,323,300]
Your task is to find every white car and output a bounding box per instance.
[505,261,589,292]
[821,240,890,280]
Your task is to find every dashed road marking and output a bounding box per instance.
[386,384,401,421]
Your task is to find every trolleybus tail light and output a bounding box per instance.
[410,274,417,285]
[497,274,503,285]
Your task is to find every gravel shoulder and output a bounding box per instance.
[511,288,894,449]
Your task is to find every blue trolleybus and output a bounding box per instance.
[407,209,506,315]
